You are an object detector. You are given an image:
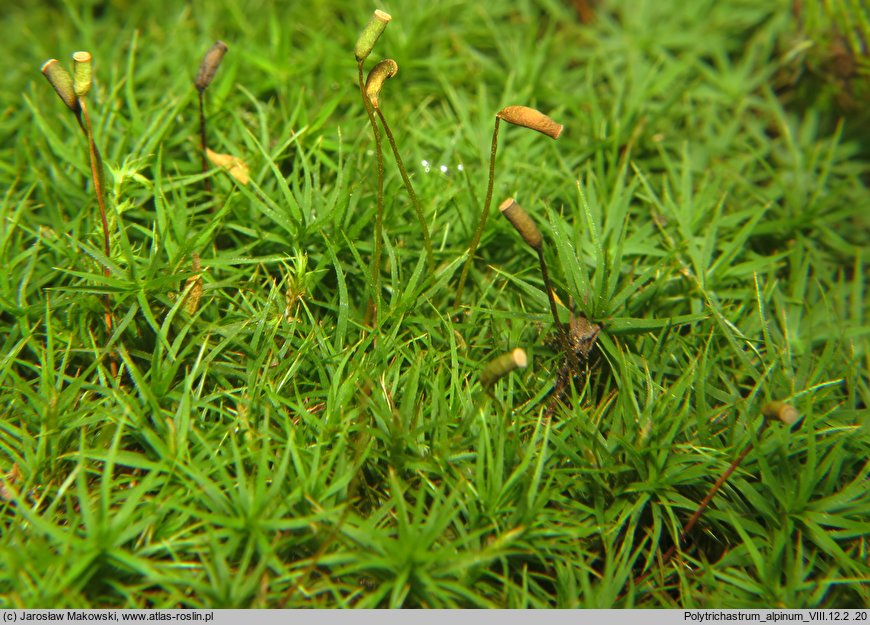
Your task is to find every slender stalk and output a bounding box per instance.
[359,61,385,326]
[194,41,227,196]
[537,247,578,373]
[455,116,500,307]
[632,421,769,592]
[76,98,117,376]
[499,196,579,375]
[198,90,211,194]
[75,100,109,275]
[375,108,433,270]
[42,55,117,375]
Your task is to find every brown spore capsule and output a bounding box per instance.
[499,198,543,250]
[195,41,228,92]
[496,105,564,139]
[365,59,398,109]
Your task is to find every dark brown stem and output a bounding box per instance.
[198,89,211,194]
[631,421,768,592]
[537,247,578,373]
[455,116,500,308]
[77,98,117,377]
[375,107,433,271]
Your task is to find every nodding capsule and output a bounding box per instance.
[195,41,228,92]
[496,105,564,140]
[365,59,398,109]
[41,59,79,113]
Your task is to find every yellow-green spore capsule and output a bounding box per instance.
[365,59,398,109]
[72,51,92,98]
[41,59,78,113]
[481,348,528,389]
[354,10,391,62]
[762,401,801,426]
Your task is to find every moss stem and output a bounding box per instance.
[375,108,433,271]
[536,247,577,372]
[77,97,117,376]
[198,90,211,194]
[359,61,385,326]
[632,420,769,592]
[455,116,500,308]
